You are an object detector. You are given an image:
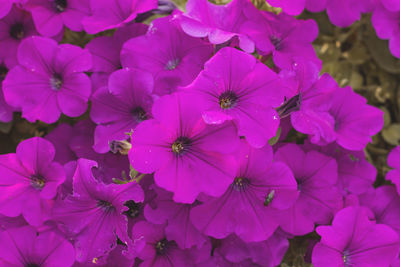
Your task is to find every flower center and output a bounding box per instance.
[296,178,302,191]
[30,174,45,190]
[219,91,238,110]
[155,238,170,255]
[270,35,282,50]
[9,23,25,40]
[26,264,40,267]
[171,136,191,155]
[165,58,180,70]
[97,200,115,212]
[334,118,341,131]
[231,177,250,191]
[123,200,141,218]
[54,0,67,12]
[343,250,350,266]
[0,65,8,81]
[131,106,148,122]
[50,74,63,91]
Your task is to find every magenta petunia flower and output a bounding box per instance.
[87,23,148,73]
[360,0,379,13]
[304,142,376,196]
[104,245,135,267]
[267,0,375,26]
[0,61,15,122]
[334,152,376,196]
[278,60,337,144]
[288,68,383,151]
[0,0,24,19]
[393,257,400,267]
[216,232,289,267]
[73,244,135,267]
[53,158,144,263]
[382,0,400,11]
[90,68,154,153]
[124,175,156,239]
[0,6,39,67]
[183,47,283,148]
[86,23,148,92]
[121,15,213,96]
[57,160,75,199]
[197,253,261,267]
[0,226,75,267]
[325,86,383,150]
[241,12,321,69]
[129,93,240,203]
[274,144,342,235]
[371,3,400,58]
[82,0,157,34]
[359,186,400,237]
[0,137,65,226]
[266,0,329,14]
[325,0,362,27]
[68,119,130,185]
[178,0,258,53]
[131,221,210,267]
[45,122,129,182]
[312,206,400,267]
[190,141,298,242]
[372,3,399,40]
[3,36,92,123]
[0,87,13,122]
[144,185,207,249]
[305,0,328,12]
[0,214,27,231]
[387,146,400,195]
[26,0,90,36]
[44,123,76,164]
[266,0,306,15]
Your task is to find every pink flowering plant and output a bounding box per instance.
[0,0,399,266]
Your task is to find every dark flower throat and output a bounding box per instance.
[0,65,8,81]
[219,91,238,110]
[270,35,282,50]
[232,177,250,191]
[155,238,170,255]
[10,23,25,40]
[97,200,115,212]
[131,106,148,122]
[30,174,45,190]
[171,136,192,156]
[50,73,63,91]
[54,0,67,12]
[123,200,141,218]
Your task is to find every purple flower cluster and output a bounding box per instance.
[266,0,375,25]
[266,0,400,58]
[0,0,398,266]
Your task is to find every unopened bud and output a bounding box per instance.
[109,140,132,155]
